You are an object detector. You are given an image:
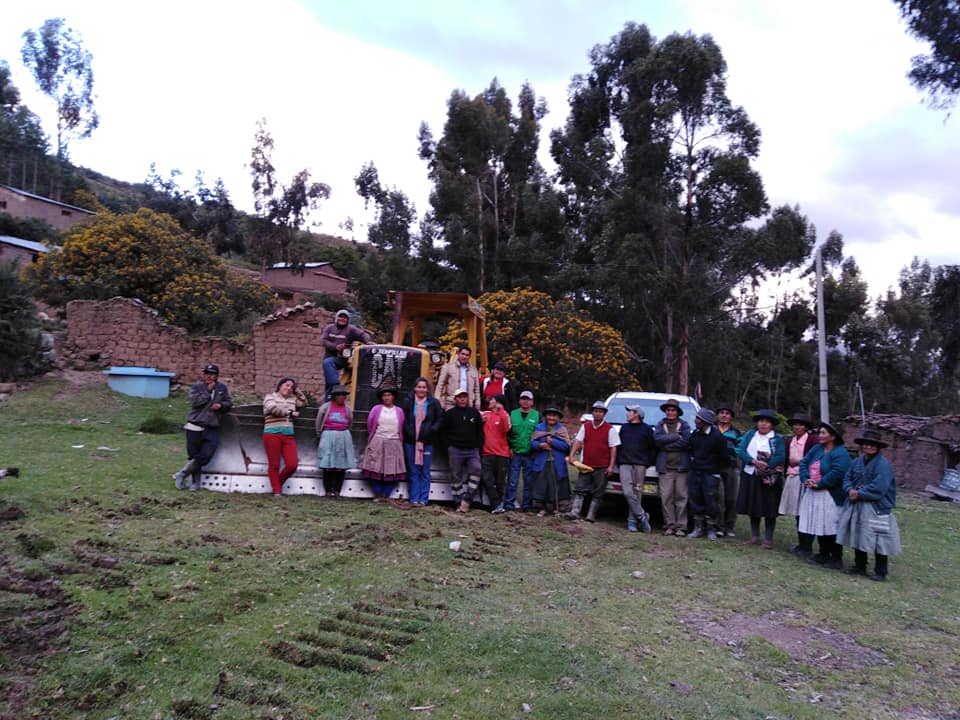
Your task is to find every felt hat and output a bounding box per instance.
[854,427,888,448]
[660,398,683,415]
[752,408,778,423]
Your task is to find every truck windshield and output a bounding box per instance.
[605,398,699,426]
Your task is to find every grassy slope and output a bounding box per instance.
[1,377,958,720]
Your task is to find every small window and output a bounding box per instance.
[61,209,72,216]
[0,200,6,209]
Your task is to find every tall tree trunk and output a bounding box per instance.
[476,176,484,293]
[491,169,500,289]
[664,304,675,393]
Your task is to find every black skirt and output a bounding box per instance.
[736,469,782,519]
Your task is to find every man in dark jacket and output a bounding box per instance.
[687,408,729,540]
[441,388,484,513]
[617,404,655,533]
[320,309,371,399]
[173,364,233,491]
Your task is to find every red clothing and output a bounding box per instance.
[482,377,505,401]
[481,407,512,457]
[582,421,615,468]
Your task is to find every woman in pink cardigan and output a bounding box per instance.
[360,382,406,503]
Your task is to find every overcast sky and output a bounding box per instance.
[2,0,957,300]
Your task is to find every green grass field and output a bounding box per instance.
[1,376,959,719]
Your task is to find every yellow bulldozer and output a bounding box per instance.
[197,292,487,500]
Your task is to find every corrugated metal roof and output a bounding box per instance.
[0,235,53,254]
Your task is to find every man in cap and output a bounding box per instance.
[687,408,729,540]
[653,398,692,535]
[481,361,519,411]
[714,402,742,537]
[440,388,484,512]
[173,364,233,491]
[507,390,540,511]
[567,401,620,522]
[320,308,372,400]
[435,345,481,411]
[617,404,655,532]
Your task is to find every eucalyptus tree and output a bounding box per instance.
[893,0,960,109]
[551,23,812,393]
[419,79,557,293]
[20,18,98,165]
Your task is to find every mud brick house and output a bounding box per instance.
[0,184,95,232]
[842,413,960,490]
[0,235,52,265]
[259,262,350,301]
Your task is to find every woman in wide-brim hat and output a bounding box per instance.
[315,384,357,498]
[779,412,819,554]
[529,406,572,516]
[360,382,407,504]
[735,409,786,548]
[836,428,901,581]
[797,421,851,569]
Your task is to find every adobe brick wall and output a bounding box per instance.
[63,298,333,395]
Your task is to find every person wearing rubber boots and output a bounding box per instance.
[173,364,232,491]
[687,408,728,540]
[567,401,620,522]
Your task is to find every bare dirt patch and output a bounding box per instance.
[683,608,889,671]
[48,368,108,401]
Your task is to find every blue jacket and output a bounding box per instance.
[842,453,897,514]
[799,444,851,506]
[735,429,786,474]
[654,419,692,473]
[529,422,570,479]
[617,422,656,466]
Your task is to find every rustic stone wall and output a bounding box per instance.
[253,305,331,397]
[63,298,332,395]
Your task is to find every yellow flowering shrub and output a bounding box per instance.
[27,208,277,334]
[439,288,639,403]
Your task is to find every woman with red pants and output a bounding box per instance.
[263,376,306,497]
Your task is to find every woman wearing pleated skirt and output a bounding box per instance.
[797,422,850,570]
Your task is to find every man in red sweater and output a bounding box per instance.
[568,401,620,522]
[480,394,512,514]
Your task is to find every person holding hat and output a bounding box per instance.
[360,381,407,504]
[315,384,357,498]
[714,403,742,537]
[779,412,820,554]
[400,377,443,507]
[481,361,519,411]
[173,364,233,491]
[687,408,729,540]
[735,409,786,548]
[506,390,540,511]
[653,399,692,535]
[435,346,481,411]
[263,376,307,497]
[320,309,371,400]
[568,401,620,522]
[440,387,484,512]
[530,406,572,516]
[836,428,902,581]
[617,404,655,532]
[797,421,851,569]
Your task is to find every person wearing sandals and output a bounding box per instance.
[315,384,356,498]
[736,409,786,548]
[361,381,407,504]
[263,376,307,497]
[779,413,819,557]
[837,428,902,581]
[530,407,572,516]
[797,421,851,569]
[401,377,443,507]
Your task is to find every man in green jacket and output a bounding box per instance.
[506,390,540,511]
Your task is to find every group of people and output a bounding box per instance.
[173,355,902,582]
[633,401,902,581]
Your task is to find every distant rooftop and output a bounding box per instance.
[0,235,54,254]
[0,184,96,215]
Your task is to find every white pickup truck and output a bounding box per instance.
[597,391,701,498]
